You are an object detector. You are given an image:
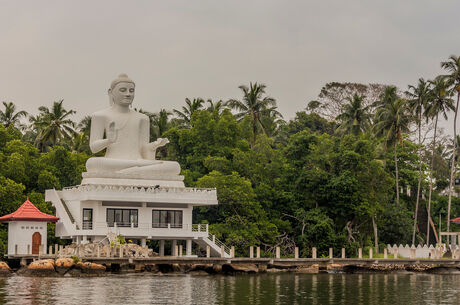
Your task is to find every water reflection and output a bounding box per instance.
[0,273,459,304]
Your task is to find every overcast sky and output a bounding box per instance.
[1,0,459,128]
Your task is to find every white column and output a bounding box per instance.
[186,239,192,256]
[159,240,165,256]
[141,238,147,248]
[171,240,177,256]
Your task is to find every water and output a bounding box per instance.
[0,273,459,305]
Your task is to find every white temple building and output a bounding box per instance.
[0,198,59,256]
[45,74,230,257]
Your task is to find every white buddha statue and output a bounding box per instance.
[84,74,181,178]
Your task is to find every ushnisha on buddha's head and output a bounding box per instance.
[108,73,135,107]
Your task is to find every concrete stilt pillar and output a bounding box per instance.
[295,247,299,259]
[159,240,165,256]
[186,240,192,256]
[276,247,280,259]
[358,248,362,259]
[141,238,147,248]
[221,245,225,258]
[256,247,260,258]
[249,246,254,258]
[171,240,177,256]
[206,246,210,258]
[329,248,333,258]
[179,244,183,257]
[312,247,317,259]
[369,248,373,259]
[54,244,58,255]
[49,245,52,255]
[231,246,235,258]
[341,248,346,259]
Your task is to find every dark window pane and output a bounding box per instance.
[115,210,122,223]
[131,210,138,224]
[176,211,182,226]
[153,210,159,225]
[160,211,167,227]
[122,210,130,223]
[107,209,114,223]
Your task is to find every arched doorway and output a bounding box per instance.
[32,232,41,255]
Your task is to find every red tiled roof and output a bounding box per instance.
[0,199,59,222]
[450,217,460,224]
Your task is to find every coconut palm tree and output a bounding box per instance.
[77,116,92,135]
[260,106,285,138]
[335,94,371,135]
[206,99,226,120]
[173,98,205,127]
[152,109,172,139]
[406,78,431,245]
[32,100,76,152]
[226,82,277,145]
[441,55,460,236]
[373,87,411,207]
[424,76,455,244]
[0,101,28,129]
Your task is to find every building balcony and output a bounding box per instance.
[72,222,209,239]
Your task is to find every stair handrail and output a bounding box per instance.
[59,198,80,230]
[207,234,230,255]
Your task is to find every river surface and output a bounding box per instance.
[0,273,459,305]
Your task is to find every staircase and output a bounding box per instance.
[194,234,231,258]
[45,189,79,235]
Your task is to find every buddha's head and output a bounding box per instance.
[108,73,135,107]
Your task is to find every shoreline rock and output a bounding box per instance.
[4,259,460,276]
[0,261,12,276]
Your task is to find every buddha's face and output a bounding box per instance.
[109,82,135,106]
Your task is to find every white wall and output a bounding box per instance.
[8,221,48,256]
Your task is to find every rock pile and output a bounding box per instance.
[58,243,156,258]
[16,259,106,277]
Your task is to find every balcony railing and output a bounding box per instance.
[82,222,93,230]
[107,222,139,228]
[152,223,183,229]
[78,222,208,233]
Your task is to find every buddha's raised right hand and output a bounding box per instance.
[107,121,118,143]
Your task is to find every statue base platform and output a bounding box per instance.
[81,171,185,188]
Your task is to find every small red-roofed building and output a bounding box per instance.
[0,198,59,256]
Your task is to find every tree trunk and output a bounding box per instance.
[426,114,438,246]
[412,113,423,245]
[372,215,379,254]
[394,141,400,207]
[447,92,460,241]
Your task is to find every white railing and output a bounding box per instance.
[78,222,208,233]
[63,184,216,195]
[192,224,208,233]
[206,234,231,255]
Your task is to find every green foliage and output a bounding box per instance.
[1,63,459,257]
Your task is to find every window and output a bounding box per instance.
[152,210,182,228]
[83,209,93,230]
[107,208,138,227]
